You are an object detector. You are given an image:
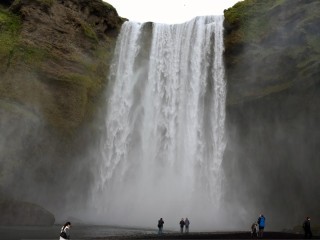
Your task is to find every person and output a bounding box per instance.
[158,218,164,235]
[251,222,258,238]
[179,218,185,233]
[257,214,265,238]
[185,218,190,233]
[303,217,312,239]
[59,221,71,240]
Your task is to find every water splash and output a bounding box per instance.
[94,16,226,230]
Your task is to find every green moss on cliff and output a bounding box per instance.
[224,0,320,104]
[80,21,98,41]
[10,45,48,68]
[224,0,286,47]
[0,7,21,71]
[0,7,49,70]
[0,0,123,136]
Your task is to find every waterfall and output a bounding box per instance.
[94,16,226,230]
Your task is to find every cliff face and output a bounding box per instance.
[223,0,320,228]
[0,0,124,213]
[0,199,55,225]
[224,0,320,104]
[1,0,123,131]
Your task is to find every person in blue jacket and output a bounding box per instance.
[257,214,266,238]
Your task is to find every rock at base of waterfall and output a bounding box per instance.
[0,199,55,226]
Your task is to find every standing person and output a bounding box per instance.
[59,222,71,240]
[257,214,265,238]
[179,218,185,233]
[303,217,312,239]
[185,218,190,233]
[158,218,164,235]
[251,222,258,238]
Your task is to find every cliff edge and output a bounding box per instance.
[0,0,124,132]
[0,0,124,216]
[223,0,320,228]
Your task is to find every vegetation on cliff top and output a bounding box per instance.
[224,0,285,45]
[0,0,124,212]
[224,0,320,104]
[0,6,21,71]
[0,0,124,132]
[0,5,50,71]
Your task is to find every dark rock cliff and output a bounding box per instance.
[1,0,123,131]
[223,0,320,228]
[0,0,124,218]
[0,199,55,225]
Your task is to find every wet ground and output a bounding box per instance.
[94,231,317,239]
[0,225,317,240]
[0,225,154,240]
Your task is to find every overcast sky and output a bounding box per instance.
[104,0,242,24]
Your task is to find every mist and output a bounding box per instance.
[1,0,319,233]
[0,71,101,224]
[80,16,228,231]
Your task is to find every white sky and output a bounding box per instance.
[104,0,242,24]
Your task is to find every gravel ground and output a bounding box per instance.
[92,231,317,239]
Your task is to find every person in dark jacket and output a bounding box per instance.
[179,218,185,233]
[303,217,312,239]
[59,222,71,240]
[158,218,164,235]
[257,214,265,238]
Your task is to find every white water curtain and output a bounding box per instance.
[94,16,226,230]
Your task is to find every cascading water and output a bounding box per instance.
[93,15,226,230]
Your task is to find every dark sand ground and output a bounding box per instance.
[1,225,318,240]
[93,232,317,240]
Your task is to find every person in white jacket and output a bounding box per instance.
[59,221,71,240]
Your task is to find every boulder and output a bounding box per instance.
[0,199,55,226]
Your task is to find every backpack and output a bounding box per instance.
[60,229,68,239]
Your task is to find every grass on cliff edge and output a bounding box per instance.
[0,6,21,69]
[224,0,286,43]
[0,6,47,70]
